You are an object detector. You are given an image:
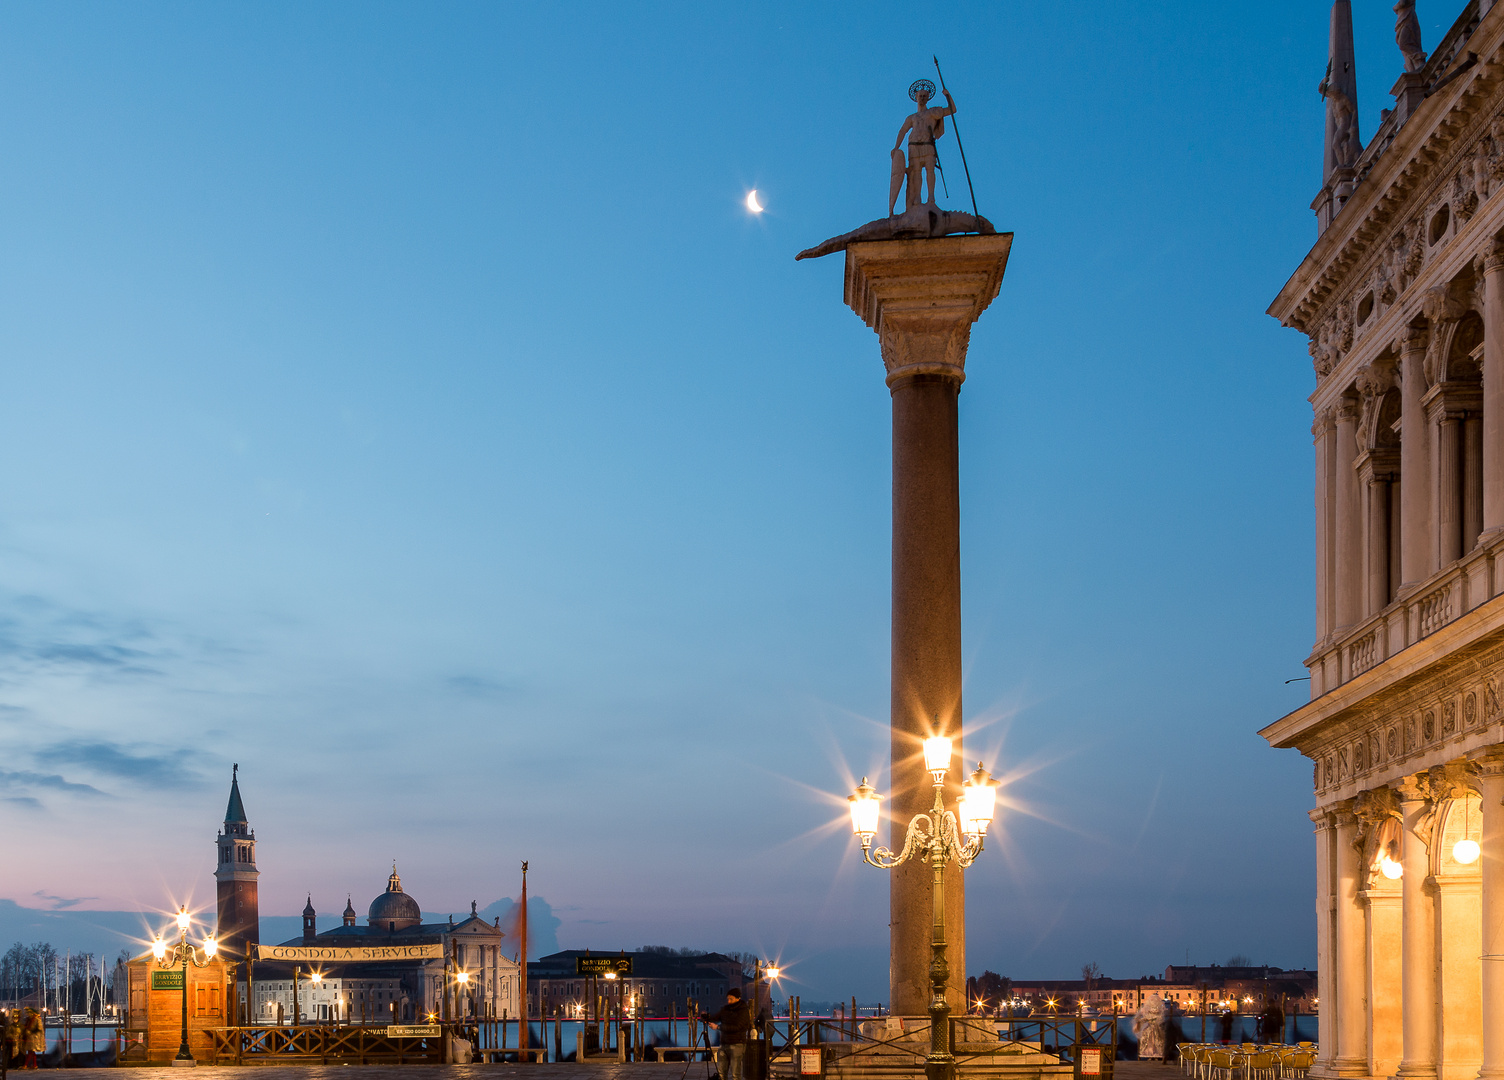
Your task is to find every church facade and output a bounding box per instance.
[208,769,520,1024]
[1263,4,1504,1080]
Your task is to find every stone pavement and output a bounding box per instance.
[111,1067,717,1079]
[104,1061,1185,1079]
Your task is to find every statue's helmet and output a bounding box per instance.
[908,79,935,102]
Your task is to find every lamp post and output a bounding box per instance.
[151,907,218,1067]
[847,737,997,1080]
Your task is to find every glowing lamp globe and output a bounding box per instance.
[457,972,470,984]
[1454,838,1481,864]
[923,736,953,778]
[203,936,218,960]
[765,966,781,980]
[151,936,167,962]
[175,908,191,932]
[960,762,998,837]
[848,778,882,841]
[1380,856,1403,880]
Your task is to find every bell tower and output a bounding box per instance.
[214,764,260,961]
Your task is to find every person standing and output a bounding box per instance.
[21,1010,42,1070]
[704,989,752,1080]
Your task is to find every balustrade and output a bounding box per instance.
[1312,543,1502,691]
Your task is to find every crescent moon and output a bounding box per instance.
[746,189,765,214]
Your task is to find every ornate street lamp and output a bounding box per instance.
[151,907,218,1067]
[846,738,998,1080]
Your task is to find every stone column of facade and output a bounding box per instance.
[1476,752,1504,1080]
[1367,882,1404,1079]
[1312,810,1338,1072]
[1336,398,1363,633]
[1363,467,1391,617]
[843,234,1012,1016]
[1439,415,1464,566]
[1465,416,1484,553]
[1401,327,1435,588]
[1333,806,1371,1076]
[1316,408,1336,646]
[1397,777,1438,1080]
[1481,240,1504,541]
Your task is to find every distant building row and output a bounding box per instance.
[992,965,1316,1014]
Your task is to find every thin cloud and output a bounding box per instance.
[0,769,109,797]
[32,890,97,910]
[42,740,198,786]
[446,674,517,697]
[2,796,42,810]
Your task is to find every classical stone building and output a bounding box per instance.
[1263,4,1504,1080]
[257,872,521,1022]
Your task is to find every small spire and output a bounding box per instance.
[224,766,248,824]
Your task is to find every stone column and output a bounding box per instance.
[1313,810,1338,1072]
[1439,414,1464,566]
[843,234,1012,1016]
[1476,752,1504,1080]
[1316,408,1336,646]
[1397,778,1438,1080]
[1482,240,1504,541]
[1333,805,1371,1075]
[1336,399,1363,631]
[1465,416,1484,553]
[1402,327,1435,587]
[1365,469,1391,616]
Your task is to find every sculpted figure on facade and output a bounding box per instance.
[1421,283,1468,385]
[1394,0,1428,72]
[1487,677,1500,719]
[1454,168,1480,224]
[1403,221,1426,283]
[1320,62,1361,171]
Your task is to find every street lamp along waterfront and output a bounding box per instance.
[151,907,218,1067]
[846,737,998,1080]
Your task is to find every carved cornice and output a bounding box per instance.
[1271,21,1504,340]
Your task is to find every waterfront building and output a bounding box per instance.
[256,871,521,1022]
[527,950,745,1017]
[201,770,520,1023]
[1262,4,1504,1080]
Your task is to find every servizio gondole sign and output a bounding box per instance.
[255,944,443,963]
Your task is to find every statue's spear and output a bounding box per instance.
[933,56,979,218]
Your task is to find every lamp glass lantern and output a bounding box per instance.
[923,736,952,780]
[847,779,881,843]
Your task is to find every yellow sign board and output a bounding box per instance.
[387,1024,440,1038]
[254,944,443,962]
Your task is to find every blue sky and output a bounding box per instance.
[0,0,1436,1000]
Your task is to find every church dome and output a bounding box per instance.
[368,866,422,930]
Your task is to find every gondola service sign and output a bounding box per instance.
[255,944,442,962]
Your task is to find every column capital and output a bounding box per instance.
[1329,798,1359,827]
[843,235,1013,388]
[1466,746,1504,779]
[1395,773,1433,803]
[1336,396,1361,424]
[1397,322,1430,355]
[1484,233,1504,275]
[1313,404,1337,439]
